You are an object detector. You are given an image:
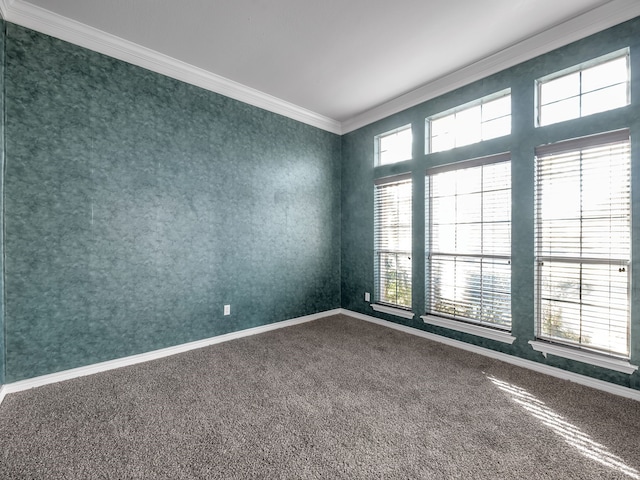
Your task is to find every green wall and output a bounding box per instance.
[341,16,640,390]
[3,15,640,391]
[0,20,5,386]
[3,24,341,382]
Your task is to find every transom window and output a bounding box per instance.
[536,48,630,127]
[426,154,511,328]
[534,130,631,358]
[374,176,412,309]
[426,90,511,154]
[374,124,413,166]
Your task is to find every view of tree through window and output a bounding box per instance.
[374,178,412,308]
[535,132,631,357]
[427,156,511,328]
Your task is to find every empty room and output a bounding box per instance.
[1,1,639,478]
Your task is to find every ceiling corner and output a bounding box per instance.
[341,0,640,134]
[1,0,343,134]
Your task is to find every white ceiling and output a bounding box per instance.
[3,0,640,133]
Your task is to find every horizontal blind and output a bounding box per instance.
[535,131,630,357]
[427,156,511,328]
[374,178,412,308]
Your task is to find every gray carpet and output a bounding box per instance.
[0,315,639,479]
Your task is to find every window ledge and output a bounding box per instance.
[528,340,638,374]
[421,315,516,345]
[371,303,415,319]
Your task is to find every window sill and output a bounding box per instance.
[421,315,516,345]
[371,303,415,319]
[528,340,638,374]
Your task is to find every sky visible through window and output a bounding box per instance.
[429,93,511,154]
[538,53,629,126]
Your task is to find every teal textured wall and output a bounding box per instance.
[4,24,341,382]
[341,17,640,390]
[0,20,5,386]
[3,15,640,392]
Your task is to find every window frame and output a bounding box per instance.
[533,129,632,361]
[374,124,413,166]
[425,89,511,154]
[373,174,413,314]
[423,153,513,340]
[535,48,630,127]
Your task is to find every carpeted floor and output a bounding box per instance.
[0,314,639,479]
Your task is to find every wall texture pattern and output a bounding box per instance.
[0,19,5,386]
[341,17,640,390]
[2,15,640,392]
[4,24,341,382]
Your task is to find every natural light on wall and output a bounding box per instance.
[488,375,639,479]
[536,48,630,127]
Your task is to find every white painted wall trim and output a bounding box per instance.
[370,303,414,319]
[340,309,640,402]
[421,314,516,345]
[529,340,638,375]
[0,0,10,20]
[0,0,341,134]
[1,307,638,407]
[1,1,639,135]
[341,0,640,133]
[0,308,341,404]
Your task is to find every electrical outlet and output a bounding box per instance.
[224,304,230,316]
[365,292,370,302]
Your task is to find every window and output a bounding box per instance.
[536,48,630,127]
[426,154,511,328]
[426,90,511,154]
[375,124,412,166]
[534,130,630,358]
[374,176,412,309]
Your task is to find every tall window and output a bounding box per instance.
[375,124,413,166]
[535,130,631,358]
[374,176,412,309]
[426,154,511,328]
[426,90,511,154]
[536,49,630,127]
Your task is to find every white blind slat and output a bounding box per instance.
[374,178,412,308]
[427,155,511,329]
[535,133,630,357]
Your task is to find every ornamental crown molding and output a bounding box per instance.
[2,0,640,134]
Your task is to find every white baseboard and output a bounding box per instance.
[1,307,638,408]
[338,308,640,402]
[0,308,341,405]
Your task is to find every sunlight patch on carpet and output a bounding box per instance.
[487,375,638,479]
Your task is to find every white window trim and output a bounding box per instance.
[374,124,413,166]
[426,152,513,333]
[374,174,413,309]
[371,303,415,319]
[528,340,638,374]
[534,129,632,359]
[422,315,516,344]
[535,47,630,128]
[426,89,511,154]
